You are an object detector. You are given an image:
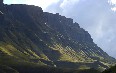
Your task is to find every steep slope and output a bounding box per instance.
[102,65,116,73]
[0,65,18,73]
[0,1,116,72]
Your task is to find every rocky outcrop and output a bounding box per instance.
[0,0,3,7]
[0,0,3,4]
[0,2,115,72]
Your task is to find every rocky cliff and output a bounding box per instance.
[0,1,116,73]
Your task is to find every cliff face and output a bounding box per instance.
[0,2,116,73]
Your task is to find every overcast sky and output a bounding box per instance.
[4,0,116,58]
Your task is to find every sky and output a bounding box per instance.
[4,0,116,58]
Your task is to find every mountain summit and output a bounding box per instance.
[0,0,3,3]
[0,1,116,73]
[0,0,3,7]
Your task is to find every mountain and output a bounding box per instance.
[0,1,116,73]
[102,65,116,73]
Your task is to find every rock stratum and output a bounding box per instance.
[0,1,116,73]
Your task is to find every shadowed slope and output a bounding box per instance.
[0,2,116,73]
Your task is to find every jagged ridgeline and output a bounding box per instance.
[0,1,116,73]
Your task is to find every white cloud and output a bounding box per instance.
[60,0,79,8]
[108,0,116,12]
[24,0,59,9]
[108,0,116,5]
[4,0,59,9]
[4,0,19,4]
[111,7,116,11]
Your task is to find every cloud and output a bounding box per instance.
[60,0,80,8]
[4,0,59,9]
[111,7,116,11]
[108,0,116,5]
[45,0,116,58]
[108,0,116,11]
[4,0,20,4]
[24,0,59,9]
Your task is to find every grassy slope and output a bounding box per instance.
[0,50,101,73]
[102,65,116,73]
[0,65,19,73]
